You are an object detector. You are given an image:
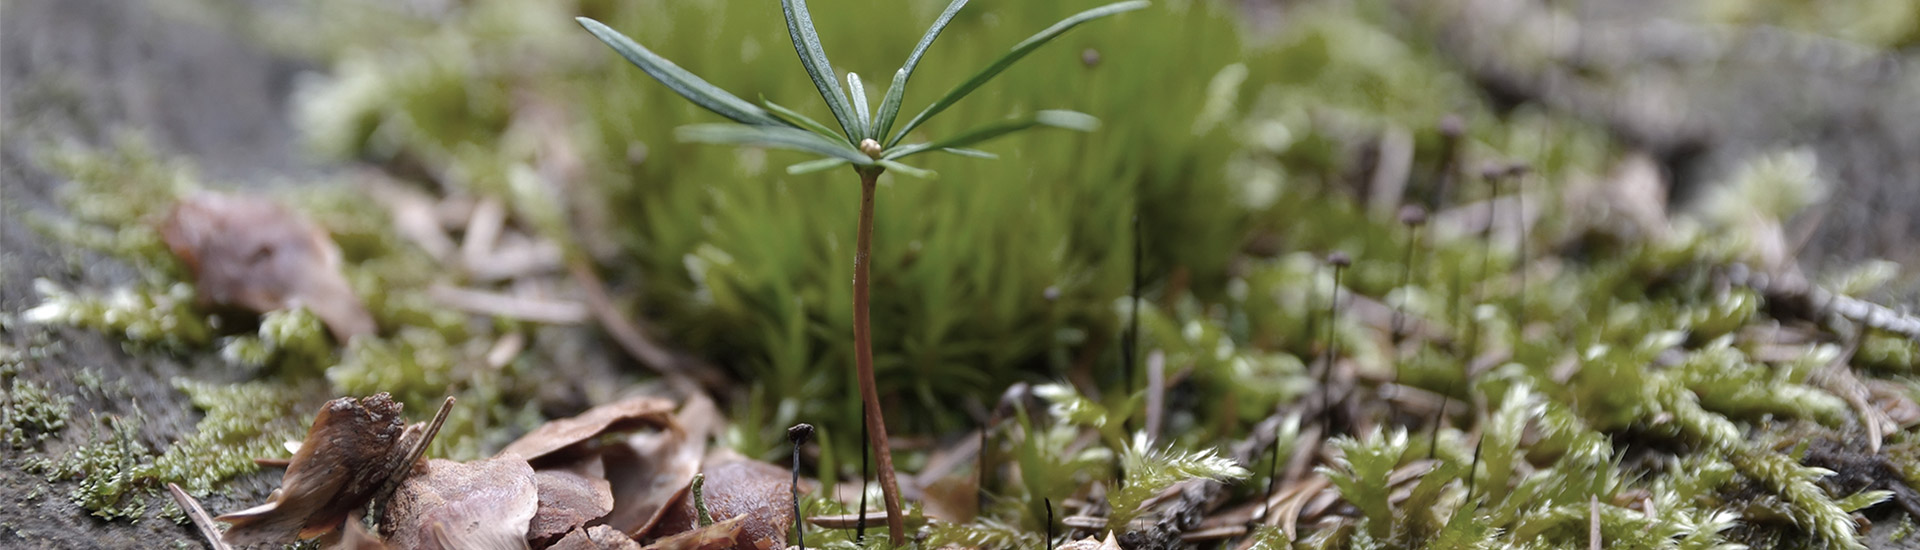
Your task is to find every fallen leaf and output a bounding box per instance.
[381,457,540,550]
[549,525,642,550]
[498,396,676,463]
[160,192,376,341]
[600,397,716,536]
[217,394,418,546]
[641,515,748,550]
[318,511,389,550]
[528,470,615,547]
[646,455,795,549]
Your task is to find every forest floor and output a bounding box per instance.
[3,0,1918,548]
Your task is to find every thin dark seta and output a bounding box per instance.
[1320,254,1350,433]
[1427,395,1448,460]
[1392,206,1427,388]
[1305,263,1323,384]
[1045,498,1056,550]
[789,424,814,550]
[1462,168,1501,504]
[1467,416,1484,502]
[977,426,989,518]
[1125,212,1142,427]
[1513,168,1529,346]
[1262,423,1282,522]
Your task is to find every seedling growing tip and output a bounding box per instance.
[576,0,1148,544]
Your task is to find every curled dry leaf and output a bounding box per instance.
[160,192,376,341]
[382,457,540,550]
[549,525,643,550]
[528,470,616,547]
[603,396,717,536]
[217,393,418,546]
[646,456,796,549]
[498,396,676,462]
[642,515,748,550]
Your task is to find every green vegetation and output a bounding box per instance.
[3,378,75,448]
[14,0,1920,547]
[577,0,1147,540]
[15,139,541,517]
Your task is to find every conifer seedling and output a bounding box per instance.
[576,0,1148,543]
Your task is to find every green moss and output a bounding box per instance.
[2,379,76,447]
[23,280,211,349]
[153,379,308,495]
[21,411,158,520]
[18,380,306,520]
[218,308,336,373]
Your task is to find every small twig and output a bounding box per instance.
[372,396,454,521]
[166,483,232,550]
[1588,495,1602,550]
[1812,332,1889,453]
[567,261,716,395]
[426,284,588,325]
[1724,263,1920,342]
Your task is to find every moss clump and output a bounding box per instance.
[151,380,308,496]
[23,280,211,349]
[21,412,157,520]
[3,378,76,447]
[18,380,306,520]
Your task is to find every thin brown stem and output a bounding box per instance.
[854,168,906,544]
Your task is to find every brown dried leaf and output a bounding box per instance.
[641,515,748,550]
[528,470,615,547]
[549,525,643,550]
[498,396,676,463]
[319,511,389,550]
[645,456,795,549]
[160,192,375,341]
[381,457,539,550]
[217,394,416,546]
[600,397,715,536]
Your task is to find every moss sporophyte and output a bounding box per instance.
[576,0,1147,543]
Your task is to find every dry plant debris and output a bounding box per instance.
[529,470,617,547]
[160,192,376,341]
[202,393,795,549]
[548,525,643,550]
[216,393,418,545]
[380,456,540,550]
[646,455,798,549]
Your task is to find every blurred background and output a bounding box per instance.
[3,0,1919,546]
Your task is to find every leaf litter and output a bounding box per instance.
[184,391,796,549]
